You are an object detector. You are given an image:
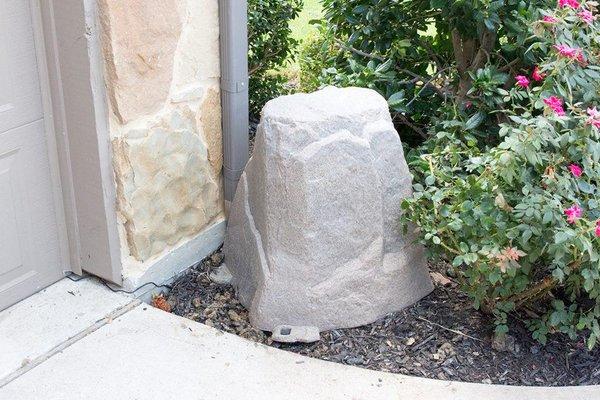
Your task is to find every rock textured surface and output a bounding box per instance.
[98,0,183,124]
[99,0,224,265]
[225,87,433,332]
[111,106,222,261]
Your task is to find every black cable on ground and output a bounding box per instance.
[64,273,172,295]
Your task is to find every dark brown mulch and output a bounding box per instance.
[164,249,600,386]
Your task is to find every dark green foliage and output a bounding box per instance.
[248,0,303,116]
[297,25,337,93]
[312,0,546,140]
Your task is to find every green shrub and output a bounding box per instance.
[248,0,303,116]
[314,0,546,140]
[297,26,336,93]
[402,1,600,348]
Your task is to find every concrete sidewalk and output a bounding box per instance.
[0,278,137,386]
[1,278,599,399]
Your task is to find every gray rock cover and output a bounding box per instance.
[224,87,433,332]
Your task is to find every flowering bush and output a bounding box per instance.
[402,0,600,347]
[303,0,547,141]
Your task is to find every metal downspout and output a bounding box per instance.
[219,0,249,207]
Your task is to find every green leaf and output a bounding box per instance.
[586,69,600,79]
[452,256,464,267]
[550,310,564,326]
[522,229,533,244]
[387,91,405,107]
[553,268,565,282]
[465,112,486,130]
[555,231,571,244]
[588,334,597,351]
[489,270,501,284]
[440,205,451,217]
[579,181,595,194]
[495,324,509,335]
[375,59,394,73]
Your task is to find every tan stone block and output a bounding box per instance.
[197,88,223,176]
[99,0,183,124]
[171,0,220,94]
[113,107,223,261]
[102,0,224,262]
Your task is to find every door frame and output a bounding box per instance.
[28,0,72,277]
[31,0,123,284]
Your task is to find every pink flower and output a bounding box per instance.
[586,107,600,128]
[579,9,596,24]
[515,75,530,88]
[569,164,583,177]
[544,96,566,116]
[542,15,559,23]
[554,44,585,63]
[595,221,600,237]
[564,204,583,224]
[532,66,546,82]
[559,0,581,9]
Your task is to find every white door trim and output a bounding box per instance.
[35,0,123,284]
[29,0,72,274]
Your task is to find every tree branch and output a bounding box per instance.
[394,114,428,139]
[406,67,451,108]
[451,29,468,74]
[471,29,497,71]
[333,38,385,61]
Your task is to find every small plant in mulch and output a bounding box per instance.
[402,1,600,349]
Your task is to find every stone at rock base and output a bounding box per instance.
[271,326,320,344]
[224,86,433,332]
[209,264,233,285]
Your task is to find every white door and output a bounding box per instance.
[0,0,67,310]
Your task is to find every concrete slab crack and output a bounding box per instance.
[0,299,140,388]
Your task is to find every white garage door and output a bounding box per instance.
[0,1,66,310]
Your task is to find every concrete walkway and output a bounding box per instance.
[1,278,599,399]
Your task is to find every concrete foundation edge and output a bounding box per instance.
[121,219,226,294]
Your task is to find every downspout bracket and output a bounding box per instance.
[221,79,249,94]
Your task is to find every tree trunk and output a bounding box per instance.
[451,28,497,100]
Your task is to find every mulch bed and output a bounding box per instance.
[164,249,600,386]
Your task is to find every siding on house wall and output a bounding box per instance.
[97,0,224,270]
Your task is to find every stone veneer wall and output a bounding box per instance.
[98,0,224,267]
